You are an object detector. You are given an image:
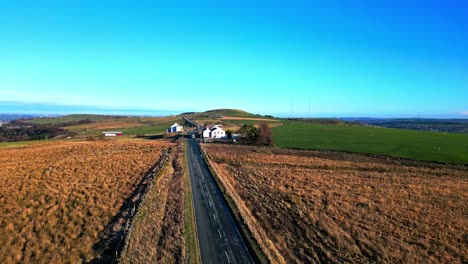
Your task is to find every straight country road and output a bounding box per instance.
[186,139,254,264]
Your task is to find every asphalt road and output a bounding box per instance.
[186,139,254,264]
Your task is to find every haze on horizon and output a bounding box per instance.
[0,1,467,118]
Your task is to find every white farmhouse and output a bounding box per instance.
[169,123,184,133]
[210,126,226,139]
[202,125,226,139]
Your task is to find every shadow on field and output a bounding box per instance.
[137,134,164,140]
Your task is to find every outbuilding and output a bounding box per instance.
[169,123,184,133]
[102,131,123,137]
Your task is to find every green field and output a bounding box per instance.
[51,116,183,137]
[0,140,47,149]
[118,123,178,136]
[27,114,109,124]
[273,121,468,164]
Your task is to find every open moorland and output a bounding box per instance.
[204,144,468,263]
[122,141,192,263]
[0,140,172,263]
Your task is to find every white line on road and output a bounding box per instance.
[212,213,216,221]
[224,250,230,264]
[218,228,222,238]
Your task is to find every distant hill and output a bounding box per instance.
[0,114,40,122]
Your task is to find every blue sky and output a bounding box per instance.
[0,0,467,117]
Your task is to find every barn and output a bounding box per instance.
[102,131,123,137]
[168,123,184,133]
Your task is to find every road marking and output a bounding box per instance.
[212,213,216,221]
[224,250,230,263]
[218,228,222,238]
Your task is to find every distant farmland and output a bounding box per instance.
[273,121,468,164]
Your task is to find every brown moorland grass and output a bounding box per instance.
[123,141,187,263]
[204,144,468,264]
[0,140,172,263]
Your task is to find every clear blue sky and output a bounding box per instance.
[0,0,467,117]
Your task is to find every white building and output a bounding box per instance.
[202,127,211,138]
[102,131,123,137]
[169,123,184,133]
[202,125,226,139]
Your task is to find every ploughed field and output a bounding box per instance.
[0,140,170,263]
[205,144,468,263]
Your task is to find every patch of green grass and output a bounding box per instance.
[27,114,109,124]
[63,117,183,137]
[0,140,43,149]
[273,121,468,164]
[119,125,169,135]
[118,119,184,136]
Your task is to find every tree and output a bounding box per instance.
[257,122,273,146]
[226,130,233,139]
[238,124,258,142]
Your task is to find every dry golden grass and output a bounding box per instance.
[123,142,186,263]
[205,144,468,264]
[0,140,171,263]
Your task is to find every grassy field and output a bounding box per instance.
[26,114,109,125]
[0,140,44,149]
[205,144,468,263]
[273,121,468,164]
[123,142,187,263]
[63,116,183,136]
[0,140,170,263]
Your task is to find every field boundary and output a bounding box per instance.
[88,147,172,263]
[198,143,269,264]
[116,148,172,263]
[183,140,201,264]
[280,146,468,167]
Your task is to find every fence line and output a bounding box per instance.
[113,147,172,263]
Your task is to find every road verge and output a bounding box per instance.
[199,143,269,264]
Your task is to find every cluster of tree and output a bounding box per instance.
[0,123,73,142]
[236,122,273,146]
